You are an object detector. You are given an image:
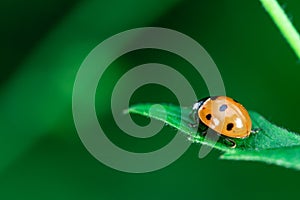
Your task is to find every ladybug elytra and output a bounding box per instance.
[190,96,255,148]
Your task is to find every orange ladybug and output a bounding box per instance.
[190,96,254,148]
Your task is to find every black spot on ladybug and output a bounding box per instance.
[210,96,218,100]
[206,114,212,120]
[219,104,228,112]
[226,123,234,131]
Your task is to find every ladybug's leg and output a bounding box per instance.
[189,122,199,128]
[199,128,208,137]
[223,138,236,148]
[196,122,208,136]
[188,109,209,136]
[188,109,199,128]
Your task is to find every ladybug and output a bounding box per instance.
[190,96,255,148]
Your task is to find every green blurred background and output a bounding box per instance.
[1,0,300,199]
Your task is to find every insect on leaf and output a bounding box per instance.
[127,103,300,170]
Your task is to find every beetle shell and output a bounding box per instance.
[197,96,252,138]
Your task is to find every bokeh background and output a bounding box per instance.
[1,0,300,199]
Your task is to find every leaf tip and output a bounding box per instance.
[123,108,129,114]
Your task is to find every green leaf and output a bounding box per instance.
[127,103,300,170]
